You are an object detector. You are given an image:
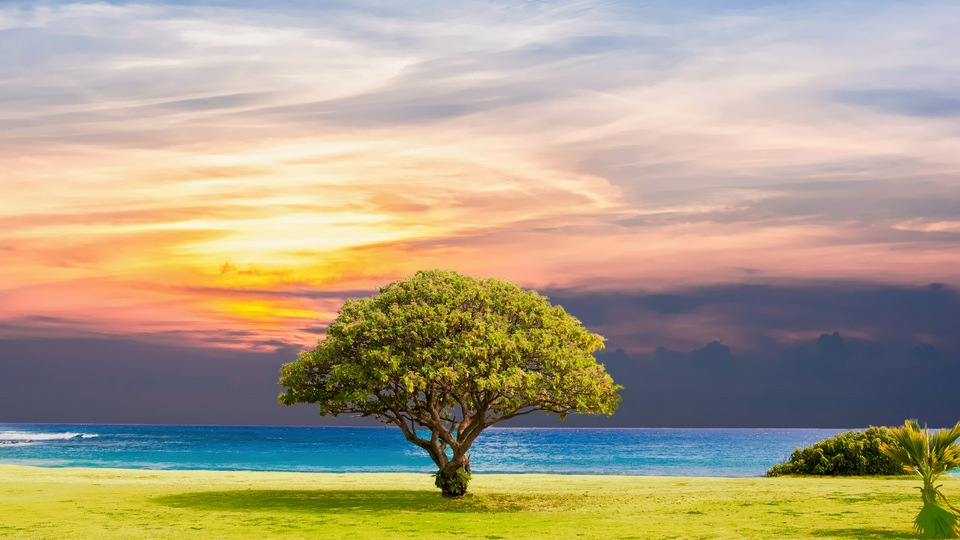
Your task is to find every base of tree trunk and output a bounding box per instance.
[434,460,472,497]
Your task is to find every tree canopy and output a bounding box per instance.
[279,269,621,495]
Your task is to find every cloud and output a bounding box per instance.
[2,279,959,427]
[911,343,939,362]
[2,327,955,428]
[815,331,849,360]
[547,281,960,355]
[835,89,960,118]
[0,336,356,425]
[518,280,960,426]
[2,0,960,365]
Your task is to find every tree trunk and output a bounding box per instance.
[435,455,471,498]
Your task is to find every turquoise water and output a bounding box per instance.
[0,424,847,477]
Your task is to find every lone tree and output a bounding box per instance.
[279,270,620,497]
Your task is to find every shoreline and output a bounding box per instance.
[0,463,753,479]
[14,461,960,479]
[1,422,861,430]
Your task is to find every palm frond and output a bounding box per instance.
[916,501,960,538]
[883,420,960,538]
[882,420,928,474]
[932,422,960,473]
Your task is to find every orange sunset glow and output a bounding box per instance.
[3,0,960,358]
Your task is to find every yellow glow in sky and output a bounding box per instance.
[2,1,959,350]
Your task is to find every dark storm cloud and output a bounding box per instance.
[2,281,957,428]
[521,282,960,428]
[0,337,371,426]
[546,281,960,353]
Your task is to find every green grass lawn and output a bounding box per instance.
[0,464,947,539]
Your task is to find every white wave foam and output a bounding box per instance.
[0,431,97,441]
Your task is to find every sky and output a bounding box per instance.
[2,0,959,427]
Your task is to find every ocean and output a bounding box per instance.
[0,424,850,477]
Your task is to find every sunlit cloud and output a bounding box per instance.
[2,0,959,349]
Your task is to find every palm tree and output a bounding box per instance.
[881,420,960,538]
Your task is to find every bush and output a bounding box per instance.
[767,426,908,477]
[434,468,471,497]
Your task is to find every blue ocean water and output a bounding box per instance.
[0,424,850,477]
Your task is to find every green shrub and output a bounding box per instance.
[767,426,908,477]
[434,468,471,497]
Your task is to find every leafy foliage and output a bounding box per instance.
[278,270,621,495]
[766,426,908,477]
[434,468,471,498]
[881,420,960,538]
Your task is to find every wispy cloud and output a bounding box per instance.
[2,0,959,346]
[835,89,960,118]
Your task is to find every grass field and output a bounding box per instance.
[0,464,948,539]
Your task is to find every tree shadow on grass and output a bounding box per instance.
[811,527,916,539]
[154,490,530,515]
